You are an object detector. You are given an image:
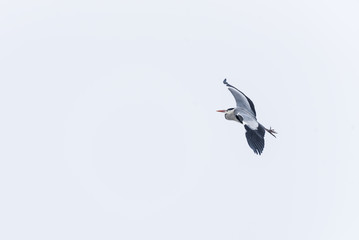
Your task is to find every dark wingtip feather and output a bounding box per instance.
[223,79,228,85]
[244,125,265,155]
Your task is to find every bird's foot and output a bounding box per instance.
[267,127,277,138]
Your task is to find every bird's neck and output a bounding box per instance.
[225,110,240,122]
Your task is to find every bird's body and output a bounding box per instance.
[217,79,277,155]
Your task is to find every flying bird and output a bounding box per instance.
[217,79,277,155]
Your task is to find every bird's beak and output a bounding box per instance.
[216,110,226,113]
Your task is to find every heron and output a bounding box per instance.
[217,79,277,155]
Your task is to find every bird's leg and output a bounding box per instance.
[265,127,277,138]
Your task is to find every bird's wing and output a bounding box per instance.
[244,124,265,155]
[223,79,257,117]
[236,110,258,127]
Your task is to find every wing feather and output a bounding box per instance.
[244,124,265,155]
[223,79,257,117]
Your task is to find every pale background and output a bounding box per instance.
[1,1,359,239]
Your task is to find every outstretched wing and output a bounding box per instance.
[223,79,257,117]
[244,124,265,155]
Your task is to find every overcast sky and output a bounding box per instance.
[1,0,359,239]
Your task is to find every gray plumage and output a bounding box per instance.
[218,79,277,155]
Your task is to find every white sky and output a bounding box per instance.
[1,0,359,239]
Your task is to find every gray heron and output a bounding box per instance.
[217,79,277,155]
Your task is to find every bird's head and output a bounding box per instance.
[216,108,235,120]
